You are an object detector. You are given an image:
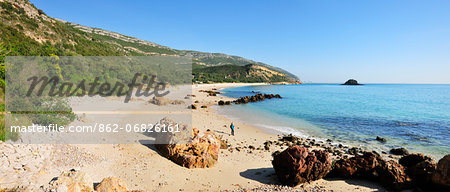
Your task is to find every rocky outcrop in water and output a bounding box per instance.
[218,100,231,105]
[234,93,282,104]
[390,148,409,156]
[271,146,332,186]
[342,79,362,85]
[376,136,386,143]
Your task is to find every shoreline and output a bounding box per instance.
[190,83,388,191]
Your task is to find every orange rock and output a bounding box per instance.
[48,169,93,192]
[95,177,128,192]
[156,124,220,168]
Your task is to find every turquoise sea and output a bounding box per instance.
[216,84,450,159]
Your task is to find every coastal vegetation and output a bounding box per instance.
[0,0,299,141]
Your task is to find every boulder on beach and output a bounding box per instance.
[342,79,362,85]
[377,160,412,190]
[95,177,128,192]
[399,153,436,188]
[432,154,450,189]
[156,124,220,168]
[332,151,383,179]
[48,169,93,192]
[271,146,332,186]
[331,152,412,190]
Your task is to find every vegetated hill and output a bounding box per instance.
[192,63,294,83]
[0,0,300,84]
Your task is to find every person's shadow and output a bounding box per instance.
[212,129,231,136]
[239,167,279,185]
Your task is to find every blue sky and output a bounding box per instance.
[31,0,450,83]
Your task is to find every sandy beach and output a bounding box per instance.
[0,83,387,191]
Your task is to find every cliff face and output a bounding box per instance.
[0,0,300,83]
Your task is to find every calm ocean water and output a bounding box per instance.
[216,84,450,159]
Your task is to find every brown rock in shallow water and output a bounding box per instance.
[234,93,282,104]
[376,136,386,143]
[432,154,450,189]
[95,177,128,192]
[48,169,93,192]
[390,148,409,156]
[272,146,332,186]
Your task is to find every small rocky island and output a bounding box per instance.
[342,79,363,85]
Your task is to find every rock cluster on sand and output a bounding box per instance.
[46,170,141,192]
[266,134,449,191]
[272,146,332,186]
[330,150,450,191]
[48,169,94,192]
[331,151,411,190]
[342,79,362,85]
[199,90,220,96]
[155,118,221,168]
[147,96,185,106]
[234,93,282,104]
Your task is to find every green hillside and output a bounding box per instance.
[0,0,299,82]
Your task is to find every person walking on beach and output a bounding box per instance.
[230,122,235,136]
